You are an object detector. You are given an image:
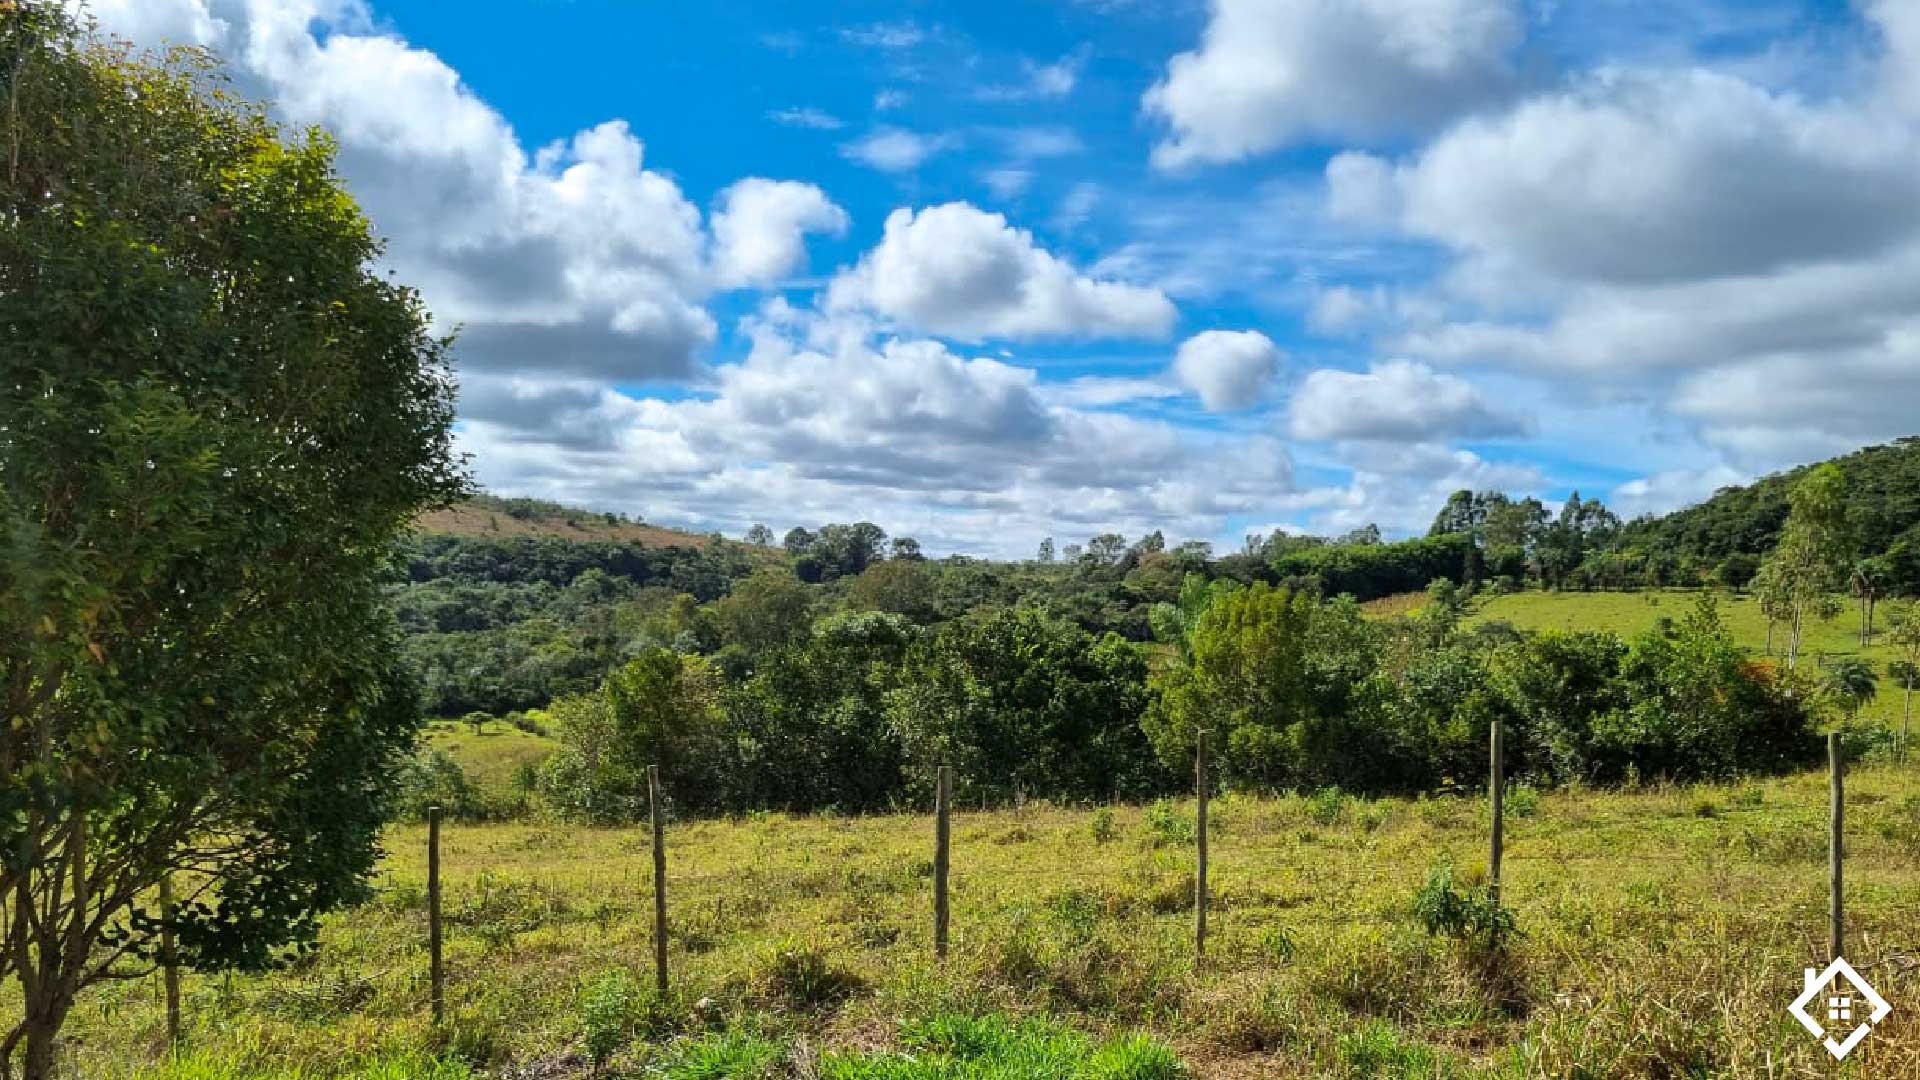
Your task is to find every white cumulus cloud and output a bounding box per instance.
[827,203,1177,341]
[1171,330,1282,411]
[1288,360,1529,442]
[1398,68,1920,285]
[1145,0,1523,168]
[710,179,850,288]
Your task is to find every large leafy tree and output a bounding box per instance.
[1145,584,1377,790]
[541,649,730,820]
[0,14,461,1076]
[890,609,1165,803]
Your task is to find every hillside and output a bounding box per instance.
[416,493,748,551]
[1614,435,1920,567]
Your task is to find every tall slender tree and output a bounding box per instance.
[1758,465,1851,670]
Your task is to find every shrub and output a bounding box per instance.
[753,940,866,1012]
[1503,783,1540,818]
[1144,800,1195,846]
[395,750,487,822]
[1090,807,1118,844]
[1335,1022,1455,1079]
[579,968,641,1072]
[1412,865,1517,953]
[1307,787,1346,825]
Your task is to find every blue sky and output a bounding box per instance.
[90,0,1920,555]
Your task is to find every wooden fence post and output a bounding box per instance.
[934,765,952,960]
[428,805,444,1025]
[649,764,669,992]
[1489,721,1504,901]
[1830,731,1844,962]
[1195,729,1210,964]
[160,874,180,1048]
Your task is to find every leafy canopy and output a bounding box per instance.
[0,12,461,1072]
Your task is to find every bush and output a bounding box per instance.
[578,968,641,1072]
[1144,800,1195,846]
[1412,865,1516,953]
[1089,807,1118,844]
[752,940,866,1012]
[1307,787,1346,825]
[395,750,489,822]
[651,1029,786,1080]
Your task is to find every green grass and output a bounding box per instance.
[37,765,1920,1078]
[1469,589,1916,730]
[419,718,560,792]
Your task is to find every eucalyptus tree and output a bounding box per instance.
[1,14,462,1076]
[1891,607,1920,753]
[1758,465,1851,669]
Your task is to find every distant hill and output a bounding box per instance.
[1615,436,1920,570]
[416,493,743,551]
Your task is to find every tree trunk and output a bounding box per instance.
[1788,608,1804,670]
[19,1001,68,1080]
[1905,683,1913,760]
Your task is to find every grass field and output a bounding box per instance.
[51,764,1920,1079]
[1466,589,1915,732]
[420,719,561,792]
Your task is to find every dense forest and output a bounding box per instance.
[393,440,1920,823]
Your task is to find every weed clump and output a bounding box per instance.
[578,968,641,1074]
[753,940,867,1012]
[1412,865,1516,954]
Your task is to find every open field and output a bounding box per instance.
[1459,589,1913,732]
[50,766,1920,1079]
[420,720,561,792]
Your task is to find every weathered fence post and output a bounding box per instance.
[1195,729,1210,964]
[1489,721,1504,900]
[1830,731,1844,962]
[428,805,444,1025]
[934,764,952,960]
[160,874,180,1047]
[649,764,669,992]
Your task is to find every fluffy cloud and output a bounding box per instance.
[840,128,958,172]
[827,203,1178,341]
[1171,330,1282,410]
[710,180,850,287]
[1276,442,1542,535]
[1145,0,1523,168]
[458,321,1296,555]
[82,0,856,386]
[1398,68,1920,285]
[1288,360,1528,442]
[1315,26,1920,480]
[1867,0,1920,115]
[80,0,856,384]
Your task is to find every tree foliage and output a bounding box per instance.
[0,15,462,1075]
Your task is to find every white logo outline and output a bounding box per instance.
[1788,958,1891,1060]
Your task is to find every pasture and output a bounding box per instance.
[52,765,1920,1079]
